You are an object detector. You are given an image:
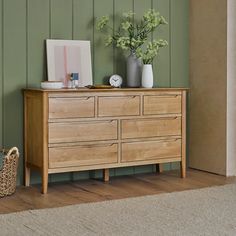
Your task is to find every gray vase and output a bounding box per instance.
[126,52,142,87]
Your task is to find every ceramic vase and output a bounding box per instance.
[126,52,142,87]
[142,64,153,88]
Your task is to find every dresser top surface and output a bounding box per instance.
[24,87,189,93]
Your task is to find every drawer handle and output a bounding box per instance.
[66,120,116,124]
[155,138,180,143]
[78,143,115,148]
[128,95,137,99]
[159,116,179,120]
[71,96,93,100]
[151,95,179,98]
[115,95,137,99]
[53,96,93,100]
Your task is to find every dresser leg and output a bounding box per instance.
[181,161,186,178]
[156,164,163,173]
[42,170,48,194]
[103,169,109,182]
[24,166,30,187]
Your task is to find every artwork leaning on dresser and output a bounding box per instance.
[23,88,187,194]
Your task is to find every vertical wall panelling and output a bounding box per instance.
[50,0,73,39]
[153,0,171,87]
[170,0,189,87]
[27,0,50,87]
[0,0,3,147]
[133,0,153,175]
[93,0,114,85]
[3,0,27,185]
[113,0,133,84]
[73,0,93,41]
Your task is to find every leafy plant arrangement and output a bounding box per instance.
[136,39,168,64]
[97,9,168,63]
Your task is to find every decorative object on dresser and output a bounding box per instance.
[136,40,168,88]
[41,81,63,90]
[23,88,187,194]
[46,40,92,88]
[109,74,123,88]
[96,10,168,87]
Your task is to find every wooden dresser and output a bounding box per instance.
[24,88,187,193]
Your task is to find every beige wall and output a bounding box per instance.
[227,0,236,176]
[189,0,227,175]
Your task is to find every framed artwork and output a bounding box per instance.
[46,39,93,87]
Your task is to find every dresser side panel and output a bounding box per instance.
[24,91,46,168]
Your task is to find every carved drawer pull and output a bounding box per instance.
[112,95,137,99]
[151,94,179,98]
[78,143,115,148]
[128,95,138,99]
[53,96,93,100]
[154,138,180,143]
[156,116,179,120]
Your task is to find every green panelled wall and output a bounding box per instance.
[0,0,189,185]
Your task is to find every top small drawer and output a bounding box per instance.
[143,94,182,115]
[98,95,140,117]
[49,96,95,119]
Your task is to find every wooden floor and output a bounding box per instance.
[0,169,235,214]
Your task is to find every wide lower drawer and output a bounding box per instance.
[122,117,181,139]
[49,143,118,168]
[143,94,181,115]
[121,139,181,162]
[49,120,118,144]
[49,96,95,119]
[98,95,140,117]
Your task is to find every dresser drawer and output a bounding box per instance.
[49,96,95,119]
[49,120,118,144]
[122,139,181,162]
[49,143,118,168]
[143,94,181,115]
[122,117,181,139]
[98,95,140,117]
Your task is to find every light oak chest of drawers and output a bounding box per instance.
[24,88,187,194]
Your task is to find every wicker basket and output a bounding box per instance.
[0,147,19,197]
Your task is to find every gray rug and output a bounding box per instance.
[1,184,236,236]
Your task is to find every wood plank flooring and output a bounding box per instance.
[0,169,235,214]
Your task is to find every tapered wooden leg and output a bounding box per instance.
[103,169,109,182]
[24,166,30,187]
[42,170,48,194]
[181,161,186,178]
[181,90,187,179]
[156,164,163,173]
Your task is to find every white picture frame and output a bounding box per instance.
[46,39,93,87]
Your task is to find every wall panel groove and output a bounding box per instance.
[170,0,189,87]
[93,0,114,85]
[3,0,27,184]
[50,0,73,39]
[27,0,50,87]
[153,0,171,88]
